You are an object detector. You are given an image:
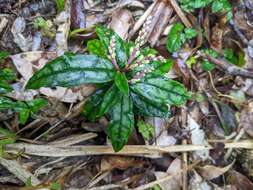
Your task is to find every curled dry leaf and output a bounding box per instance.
[189,170,213,190]
[11,17,33,51]
[154,158,182,190]
[188,115,210,160]
[240,102,253,137]
[109,9,134,40]
[196,161,235,180]
[10,51,95,102]
[227,170,253,190]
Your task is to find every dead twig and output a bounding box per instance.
[199,53,253,79]
[169,0,192,28]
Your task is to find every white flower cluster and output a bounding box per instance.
[135,15,152,49]
[108,35,116,61]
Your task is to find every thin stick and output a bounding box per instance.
[169,0,192,28]
[200,53,253,79]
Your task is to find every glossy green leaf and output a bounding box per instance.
[0,68,15,81]
[137,120,155,140]
[0,97,15,110]
[0,80,13,94]
[0,51,10,60]
[107,94,134,152]
[87,39,107,58]
[82,87,107,121]
[26,53,116,89]
[26,98,48,113]
[184,28,197,39]
[224,48,245,67]
[96,25,128,68]
[131,92,170,118]
[55,0,64,12]
[99,85,121,116]
[130,76,191,106]
[211,0,231,13]
[166,23,185,53]
[115,72,129,94]
[201,60,215,71]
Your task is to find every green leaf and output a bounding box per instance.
[96,25,128,68]
[99,85,121,116]
[130,76,191,106]
[25,177,33,187]
[26,53,116,89]
[201,60,215,71]
[0,128,16,146]
[50,182,61,190]
[55,0,64,12]
[0,80,13,94]
[179,0,213,12]
[166,23,185,53]
[0,97,15,110]
[82,87,107,121]
[224,48,245,67]
[0,68,15,81]
[26,98,48,113]
[13,101,30,124]
[137,120,155,140]
[211,0,231,13]
[87,39,107,58]
[115,72,129,94]
[131,92,170,118]
[107,94,134,152]
[0,51,10,60]
[184,28,197,39]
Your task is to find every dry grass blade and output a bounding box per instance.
[0,157,41,186]
[5,140,253,157]
[48,133,98,146]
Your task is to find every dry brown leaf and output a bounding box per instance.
[196,161,234,180]
[109,9,134,40]
[154,158,182,190]
[227,170,253,190]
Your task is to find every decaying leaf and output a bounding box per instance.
[196,161,234,180]
[188,115,210,160]
[154,158,182,190]
[109,9,133,40]
[227,170,253,190]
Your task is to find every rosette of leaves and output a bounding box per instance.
[26,25,191,152]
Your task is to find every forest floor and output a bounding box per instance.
[0,0,253,189]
